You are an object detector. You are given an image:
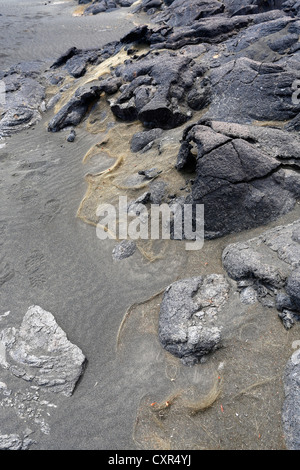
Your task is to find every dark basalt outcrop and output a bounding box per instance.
[153,0,225,26]
[44,0,300,239]
[110,50,209,128]
[50,42,121,77]
[81,0,136,15]
[48,48,210,131]
[45,0,300,136]
[48,77,123,132]
[177,121,300,239]
[205,57,300,124]
[51,47,100,78]
[222,220,300,328]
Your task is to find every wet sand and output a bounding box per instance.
[0,0,140,70]
[1,0,300,451]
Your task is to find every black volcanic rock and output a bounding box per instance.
[130,128,163,152]
[177,121,300,239]
[110,50,209,128]
[206,57,300,124]
[81,0,135,15]
[154,0,225,27]
[48,77,122,132]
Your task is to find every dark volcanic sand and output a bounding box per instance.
[1,0,300,451]
[0,0,139,70]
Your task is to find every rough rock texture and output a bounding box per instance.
[224,0,285,16]
[3,0,300,451]
[48,77,123,132]
[0,305,86,397]
[112,240,137,260]
[206,57,300,124]
[81,0,136,16]
[0,41,123,136]
[110,50,209,129]
[0,62,45,137]
[158,275,230,365]
[46,0,300,160]
[121,10,288,50]
[222,220,300,328]
[48,84,103,132]
[282,349,300,450]
[80,0,288,18]
[177,121,300,239]
[0,432,34,451]
[153,0,225,26]
[50,47,100,78]
[130,128,163,152]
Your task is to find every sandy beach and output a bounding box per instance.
[0,0,140,69]
[0,0,300,451]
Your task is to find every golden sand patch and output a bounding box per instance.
[72,4,90,16]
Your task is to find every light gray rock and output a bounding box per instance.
[158,275,230,365]
[0,433,34,450]
[0,305,86,397]
[0,75,45,137]
[222,220,300,327]
[282,349,300,449]
[239,285,258,305]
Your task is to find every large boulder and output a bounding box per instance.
[177,121,300,239]
[222,219,300,328]
[206,57,300,124]
[0,305,86,397]
[0,74,45,137]
[110,50,209,129]
[154,0,225,27]
[158,275,230,365]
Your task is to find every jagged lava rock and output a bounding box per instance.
[0,305,86,397]
[177,121,300,239]
[0,433,34,451]
[48,77,122,132]
[110,50,209,128]
[0,73,45,137]
[206,57,300,124]
[158,275,230,365]
[222,219,300,327]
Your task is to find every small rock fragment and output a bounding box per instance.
[112,240,136,260]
